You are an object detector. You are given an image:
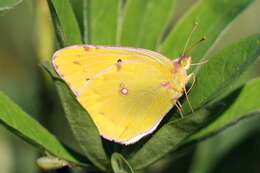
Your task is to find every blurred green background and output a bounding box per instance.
[0,0,259,173]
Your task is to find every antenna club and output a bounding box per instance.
[201,36,207,41]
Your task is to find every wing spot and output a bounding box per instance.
[119,83,128,95]
[72,61,80,65]
[161,81,170,88]
[116,59,123,71]
[86,78,90,81]
[120,88,128,95]
[83,46,90,51]
[73,61,80,65]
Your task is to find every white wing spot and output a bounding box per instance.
[120,88,128,95]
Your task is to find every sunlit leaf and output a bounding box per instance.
[0,92,92,168]
[120,0,175,49]
[48,0,82,46]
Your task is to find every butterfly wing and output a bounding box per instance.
[77,61,178,144]
[52,45,180,144]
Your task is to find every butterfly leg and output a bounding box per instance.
[175,100,184,118]
[186,72,196,94]
[183,73,195,113]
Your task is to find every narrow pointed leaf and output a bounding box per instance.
[88,0,120,45]
[126,34,260,170]
[48,0,82,46]
[159,0,255,62]
[111,153,134,173]
[69,0,84,33]
[120,0,175,49]
[42,62,108,171]
[0,92,92,167]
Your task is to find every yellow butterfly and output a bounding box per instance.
[52,25,204,145]
[52,45,192,144]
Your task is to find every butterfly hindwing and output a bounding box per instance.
[77,61,176,144]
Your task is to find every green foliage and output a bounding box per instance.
[88,0,120,44]
[159,0,254,63]
[54,79,108,170]
[41,62,108,170]
[0,0,22,11]
[189,78,260,173]
[0,0,259,172]
[120,0,175,49]
[47,0,82,46]
[0,92,92,168]
[189,78,260,141]
[111,153,134,173]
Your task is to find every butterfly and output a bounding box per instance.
[52,24,205,145]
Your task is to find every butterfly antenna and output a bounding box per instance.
[181,22,199,56]
[185,36,207,55]
[176,101,184,118]
[183,86,194,113]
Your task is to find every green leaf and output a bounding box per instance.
[0,92,92,168]
[41,62,109,171]
[48,0,82,46]
[184,34,260,113]
[189,78,260,173]
[88,0,120,45]
[159,0,255,62]
[188,78,260,142]
[120,0,175,49]
[69,0,84,37]
[126,34,260,170]
[126,108,212,170]
[111,153,134,173]
[189,113,260,173]
[0,0,22,11]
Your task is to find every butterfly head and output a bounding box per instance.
[179,56,192,70]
